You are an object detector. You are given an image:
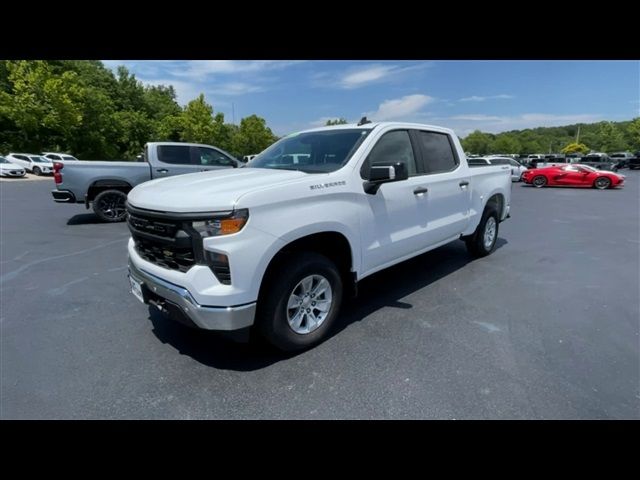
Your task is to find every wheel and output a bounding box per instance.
[32,167,41,176]
[465,208,499,258]
[257,252,343,352]
[532,175,547,188]
[593,177,611,190]
[92,189,128,222]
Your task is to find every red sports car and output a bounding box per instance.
[522,164,625,189]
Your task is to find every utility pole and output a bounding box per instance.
[232,102,235,125]
[576,125,580,144]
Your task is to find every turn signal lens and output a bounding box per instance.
[191,209,249,238]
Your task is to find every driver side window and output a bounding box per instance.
[193,147,236,167]
[361,130,417,179]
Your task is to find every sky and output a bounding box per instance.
[102,60,640,138]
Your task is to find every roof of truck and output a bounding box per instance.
[295,121,456,136]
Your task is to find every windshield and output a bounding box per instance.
[247,129,370,173]
[62,155,77,160]
[29,156,49,163]
[576,164,596,172]
[0,157,9,164]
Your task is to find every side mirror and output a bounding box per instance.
[364,162,408,194]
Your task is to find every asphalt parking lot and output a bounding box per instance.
[1,174,639,419]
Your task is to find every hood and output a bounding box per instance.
[127,167,307,212]
[0,163,24,170]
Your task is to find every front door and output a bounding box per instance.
[359,130,432,272]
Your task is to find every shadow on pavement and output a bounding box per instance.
[148,237,508,371]
[66,213,104,225]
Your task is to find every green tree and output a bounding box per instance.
[231,114,277,156]
[561,142,589,154]
[597,121,626,152]
[0,60,85,152]
[461,130,492,155]
[626,118,640,150]
[325,118,348,125]
[490,135,520,154]
[178,94,216,144]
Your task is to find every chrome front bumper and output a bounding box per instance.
[128,260,256,331]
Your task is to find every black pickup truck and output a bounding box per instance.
[626,152,640,170]
[579,153,619,172]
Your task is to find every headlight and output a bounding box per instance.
[191,209,249,238]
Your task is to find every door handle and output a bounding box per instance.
[459,181,469,187]
[413,187,429,195]
[156,169,169,173]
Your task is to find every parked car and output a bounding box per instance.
[565,153,584,164]
[608,152,634,169]
[628,152,640,170]
[468,156,527,181]
[0,156,26,177]
[51,142,243,222]
[5,153,54,175]
[522,164,625,189]
[126,121,512,351]
[42,152,79,162]
[531,154,572,169]
[580,153,618,172]
[526,154,547,168]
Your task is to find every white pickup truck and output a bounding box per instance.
[127,122,511,351]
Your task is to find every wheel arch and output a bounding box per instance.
[87,179,133,201]
[257,230,357,303]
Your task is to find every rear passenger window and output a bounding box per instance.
[157,145,191,165]
[416,131,458,173]
[362,130,417,178]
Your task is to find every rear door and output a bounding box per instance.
[412,129,471,243]
[153,145,200,177]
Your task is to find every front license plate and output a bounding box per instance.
[130,276,145,304]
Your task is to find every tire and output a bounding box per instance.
[32,167,41,176]
[593,177,611,190]
[532,175,547,188]
[257,252,343,352]
[92,189,128,222]
[465,208,499,258]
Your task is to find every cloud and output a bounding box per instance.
[340,64,398,88]
[366,94,435,121]
[207,82,265,96]
[323,62,431,89]
[459,94,514,102]
[171,60,302,81]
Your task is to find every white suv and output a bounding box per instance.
[42,152,79,163]
[5,154,54,175]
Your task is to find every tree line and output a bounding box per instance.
[461,119,640,155]
[0,60,278,160]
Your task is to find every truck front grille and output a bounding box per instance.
[127,205,232,283]
[127,209,197,273]
[134,237,195,273]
